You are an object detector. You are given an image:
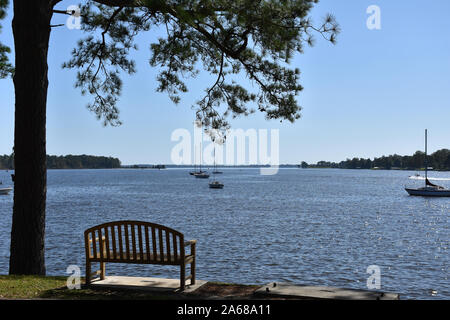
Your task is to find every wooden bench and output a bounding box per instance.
[84,220,196,290]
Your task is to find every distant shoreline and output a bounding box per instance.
[119,165,449,172]
[2,148,449,171]
[0,154,121,170]
[2,165,449,172]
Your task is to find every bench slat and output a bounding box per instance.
[151,227,157,263]
[98,228,104,260]
[131,223,137,261]
[104,227,110,260]
[173,234,178,262]
[144,225,151,262]
[111,225,117,260]
[124,223,130,260]
[91,231,97,259]
[158,228,164,263]
[118,224,123,260]
[165,229,171,263]
[138,224,144,262]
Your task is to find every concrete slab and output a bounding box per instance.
[90,276,207,293]
[255,282,399,300]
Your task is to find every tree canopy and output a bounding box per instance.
[1,0,340,127]
[58,0,339,128]
[0,0,13,78]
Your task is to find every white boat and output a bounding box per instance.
[0,187,13,195]
[405,130,450,197]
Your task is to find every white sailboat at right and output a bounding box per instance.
[0,187,13,195]
[405,129,450,197]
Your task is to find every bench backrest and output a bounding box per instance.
[84,221,185,264]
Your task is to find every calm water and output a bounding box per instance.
[0,168,449,299]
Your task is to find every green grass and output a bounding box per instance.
[0,275,68,299]
[0,275,183,300]
[0,275,263,300]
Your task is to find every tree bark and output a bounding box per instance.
[9,0,53,275]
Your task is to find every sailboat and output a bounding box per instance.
[190,146,206,175]
[194,171,209,179]
[193,154,209,178]
[209,139,224,189]
[405,129,450,197]
[194,153,209,178]
[193,123,209,179]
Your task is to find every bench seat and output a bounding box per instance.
[87,252,195,265]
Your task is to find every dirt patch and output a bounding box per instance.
[188,283,261,299]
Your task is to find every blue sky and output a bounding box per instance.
[1,0,450,165]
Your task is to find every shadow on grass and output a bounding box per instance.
[1,275,262,300]
[39,285,185,300]
[0,275,182,300]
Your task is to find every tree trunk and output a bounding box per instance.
[9,0,53,275]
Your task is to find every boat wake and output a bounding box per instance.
[409,176,450,181]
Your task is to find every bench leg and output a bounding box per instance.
[180,264,186,291]
[85,260,91,285]
[191,258,196,285]
[100,262,106,280]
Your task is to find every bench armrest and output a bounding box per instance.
[184,240,196,257]
[184,240,197,246]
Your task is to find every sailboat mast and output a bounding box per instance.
[200,124,203,172]
[425,129,428,183]
[199,145,201,172]
[194,145,197,172]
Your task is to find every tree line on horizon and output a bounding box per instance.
[300,149,450,171]
[0,154,121,170]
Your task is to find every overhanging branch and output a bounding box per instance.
[93,0,147,7]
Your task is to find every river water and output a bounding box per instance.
[0,168,448,299]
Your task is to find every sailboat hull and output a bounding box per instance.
[0,187,13,195]
[209,182,224,189]
[405,188,450,197]
[194,173,209,179]
[190,171,205,175]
